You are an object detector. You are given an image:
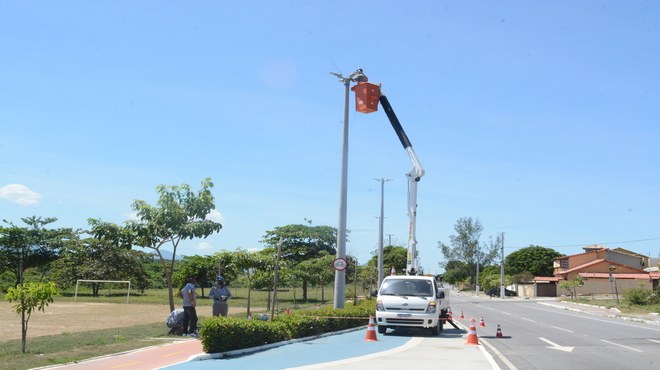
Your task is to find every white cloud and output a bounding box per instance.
[247,247,262,252]
[207,209,225,222]
[122,212,140,220]
[0,184,41,206]
[193,242,213,251]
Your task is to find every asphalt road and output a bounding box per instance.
[452,294,660,370]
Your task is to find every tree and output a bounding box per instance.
[0,216,76,286]
[297,252,335,303]
[505,245,563,277]
[5,282,58,353]
[51,238,151,296]
[172,254,219,297]
[228,249,271,317]
[478,265,508,290]
[438,217,500,284]
[442,260,471,286]
[559,276,584,299]
[368,245,409,275]
[88,178,222,312]
[260,224,338,301]
[211,250,240,279]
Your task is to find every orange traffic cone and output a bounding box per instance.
[286,308,290,315]
[447,307,453,321]
[464,318,480,345]
[363,316,379,341]
[479,316,486,327]
[459,310,465,320]
[390,266,396,275]
[496,325,504,338]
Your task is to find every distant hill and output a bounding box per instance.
[149,250,182,260]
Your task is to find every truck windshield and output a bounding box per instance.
[380,279,433,296]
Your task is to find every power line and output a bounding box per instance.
[504,237,660,249]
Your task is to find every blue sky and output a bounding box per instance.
[2,1,659,273]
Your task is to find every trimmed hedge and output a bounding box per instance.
[200,300,376,353]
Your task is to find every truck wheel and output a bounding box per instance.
[378,325,387,334]
[430,321,440,335]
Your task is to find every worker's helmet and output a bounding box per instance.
[216,276,225,282]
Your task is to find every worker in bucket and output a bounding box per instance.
[209,275,232,317]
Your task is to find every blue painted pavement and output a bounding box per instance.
[162,330,412,370]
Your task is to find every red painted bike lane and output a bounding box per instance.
[46,339,203,370]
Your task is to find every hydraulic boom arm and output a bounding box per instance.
[379,92,425,276]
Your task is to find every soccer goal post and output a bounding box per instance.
[74,280,132,303]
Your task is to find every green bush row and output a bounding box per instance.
[623,287,660,306]
[200,300,376,353]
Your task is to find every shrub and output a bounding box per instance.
[623,287,660,306]
[200,299,375,353]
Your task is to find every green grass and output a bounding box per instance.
[0,322,173,370]
[54,286,340,310]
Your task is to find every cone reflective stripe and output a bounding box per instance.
[496,325,504,338]
[364,316,379,341]
[459,310,465,319]
[464,318,480,345]
[390,266,396,275]
[479,316,486,327]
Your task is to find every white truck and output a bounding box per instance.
[371,275,450,335]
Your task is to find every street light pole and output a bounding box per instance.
[329,70,359,309]
[375,178,392,287]
[500,232,505,299]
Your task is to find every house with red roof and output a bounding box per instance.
[529,245,658,297]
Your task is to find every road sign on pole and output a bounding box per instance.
[332,258,348,271]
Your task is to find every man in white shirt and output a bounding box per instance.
[180,277,198,337]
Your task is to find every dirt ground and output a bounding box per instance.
[0,301,247,342]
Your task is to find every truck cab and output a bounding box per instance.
[370,275,449,335]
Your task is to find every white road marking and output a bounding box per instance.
[601,339,643,352]
[516,302,660,331]
[480,337,518,370]
[539,337,574,352]
[550,326,574,333]
[524,303,660,332]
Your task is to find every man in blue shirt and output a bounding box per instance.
[181,277,198,337]
[209,275,232,317]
